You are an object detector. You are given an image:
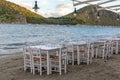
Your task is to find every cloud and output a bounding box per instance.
[54,4,73,17]
[38,0,49,5]
[38,3,73,18]
[56,4,73,9]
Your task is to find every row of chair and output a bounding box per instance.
[23,39,120,75]
[67,40,119,65]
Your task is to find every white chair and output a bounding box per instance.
[23,47,33,73]
[30,48,47,75]
[105,41,113,60]
[90,42,99,58]
[77,43,93,65]
[118,40,120,53]
[50,47,67,75]
[65,43,77,65]
[95,41,111,60]
[111,40,119,54]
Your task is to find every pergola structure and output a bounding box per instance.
[72,0,120,9]
[72,0,120,20]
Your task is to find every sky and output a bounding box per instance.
[7,0,120,18]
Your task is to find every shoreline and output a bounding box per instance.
[0,23,120,27]
[0,52,120,80]
[0,51,22,59]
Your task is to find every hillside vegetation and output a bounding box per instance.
[46,5,120,26]
[0,0,46,24]
[0,0,120,26]
[62,5,120,26]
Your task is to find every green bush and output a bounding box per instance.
[0,14,17,23]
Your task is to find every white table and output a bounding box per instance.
[67,41,86,46]
[30,45,62,75]
[100,37,120,41]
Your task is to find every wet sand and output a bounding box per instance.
[0,52,120,80]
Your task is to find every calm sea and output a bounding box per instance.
[0,24,120,54]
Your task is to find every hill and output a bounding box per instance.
[61,5,120,26]
[0,0,46,24]
[0,1,120,26]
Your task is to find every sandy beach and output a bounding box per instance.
[0,52,120,80]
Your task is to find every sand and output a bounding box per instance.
[0,52,120,80]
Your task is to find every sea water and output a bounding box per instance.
[0,24,120,54]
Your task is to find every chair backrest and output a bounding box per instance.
[104,41,112,53]
[50,47,67,61]
[30,48,41,59]
[61,47,67,59]
[78,42,91,54]
[65,43,78,53]
[23,46,31,60]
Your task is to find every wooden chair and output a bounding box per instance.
[23,47,33,73]
[111,40,119,54]
[66,44,77,65]
[95,41,112,60]
[30,48,47,75]
[77,43,93,65]
[50,47,67,75]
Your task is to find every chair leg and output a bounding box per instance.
[96,48,98,58]
[64,60,67,73]
[32,60,35,75]
[77,53,79,65]
[87,54,90,65]
[111,45,113,54]
[102,49,105,59]
[24,67,26,71]
[72,53,74,65]
[87,59,89,65]
[30,66,32,73]
[66,54,69,64]
[49,60,52,74]
[91,49,94,58]
[32,67,35,75]
[24,61,26,71]
[30,62,33,73]
[77,46,80,65]
[116,42,119,54]
[40,63,42,75]
[59,63,62,75]
[90,55,92,64]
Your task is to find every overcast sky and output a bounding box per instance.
[7,0,120,17]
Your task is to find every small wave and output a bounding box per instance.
[6,43,26,46]
[3,47,19,50]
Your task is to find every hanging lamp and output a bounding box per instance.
[33,1,39,12]
[116,13,120,21]
[73,7,77,16]
[97,11,100,19]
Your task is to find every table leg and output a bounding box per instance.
[77,46,80,65]
[47,51,50,75]
[116,41,119,54]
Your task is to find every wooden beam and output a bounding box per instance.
[73,0,101,6]
[111,8,120,11]
[97,5,120,10]
[72,0,81,3]
[97,0,117,5]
